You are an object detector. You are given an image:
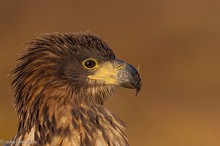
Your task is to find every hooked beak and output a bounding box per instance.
[88,59,142,96]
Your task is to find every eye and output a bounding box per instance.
[83,58,98,69]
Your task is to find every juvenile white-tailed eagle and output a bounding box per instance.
[7,33,141,146]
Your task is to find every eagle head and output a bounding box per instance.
[11,33,141,146]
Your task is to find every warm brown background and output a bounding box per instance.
[0,1,220,146]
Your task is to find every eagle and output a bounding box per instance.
[6,33,141,146]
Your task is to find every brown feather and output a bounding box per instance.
[8,33,129,146]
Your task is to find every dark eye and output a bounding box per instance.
[83,58,98,69]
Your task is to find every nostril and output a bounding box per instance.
[117,64,123,70]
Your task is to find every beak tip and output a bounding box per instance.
[135,80,141,97]
[115,60,142,96]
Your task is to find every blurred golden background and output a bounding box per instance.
[0,1,220,146]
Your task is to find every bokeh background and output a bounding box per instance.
[0,1,220,146]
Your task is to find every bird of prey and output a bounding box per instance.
[7,33,141,146]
